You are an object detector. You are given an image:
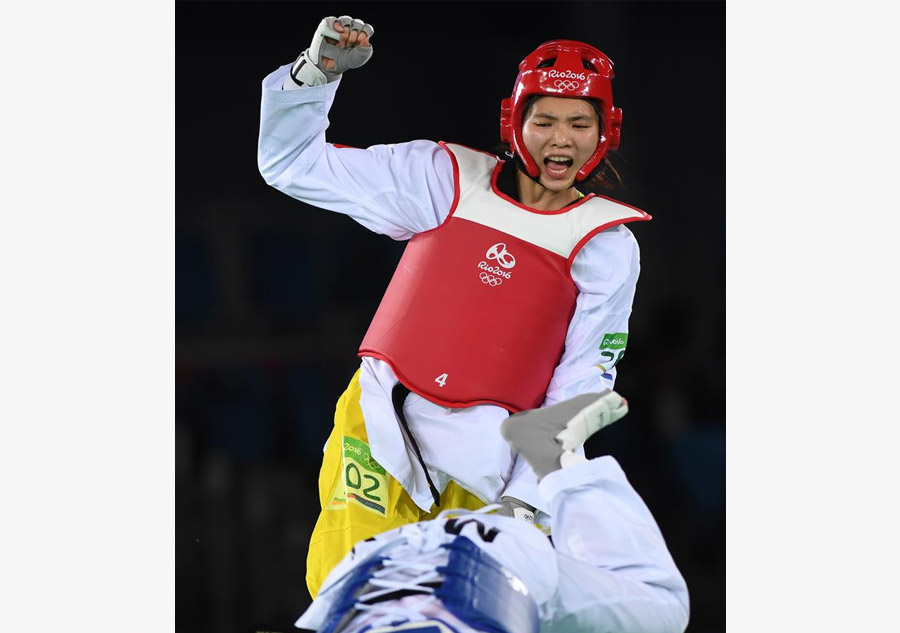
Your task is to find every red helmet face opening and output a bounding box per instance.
[500,40,622,183]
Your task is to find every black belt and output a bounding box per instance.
[391,383,441,508]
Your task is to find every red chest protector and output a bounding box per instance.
[359,143,649,412]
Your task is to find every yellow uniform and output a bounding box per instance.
[306,370,486,597]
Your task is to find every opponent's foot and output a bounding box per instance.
[500,391,628,480]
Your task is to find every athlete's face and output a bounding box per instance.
[521,96,600,192]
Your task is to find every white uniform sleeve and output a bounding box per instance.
[501,224,642,509]
[546,223,641,401]
[539,457,690,633]
[257,64,455,240]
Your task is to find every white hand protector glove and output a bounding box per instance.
[287,15,374,88]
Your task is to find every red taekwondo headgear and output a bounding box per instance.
[500,40,622,183]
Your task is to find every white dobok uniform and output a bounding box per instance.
[257,64,643,517]
[296,456,689,633]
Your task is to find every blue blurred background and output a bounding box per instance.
[177,2,724,631]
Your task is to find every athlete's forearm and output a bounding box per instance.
[258,65,454,238]
[258,64,336,190]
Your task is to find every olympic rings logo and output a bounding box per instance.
[554,79,581,91]
[480,272,503,286]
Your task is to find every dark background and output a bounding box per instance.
[176,2,724,632]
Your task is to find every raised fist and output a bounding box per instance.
[290,15,374,87]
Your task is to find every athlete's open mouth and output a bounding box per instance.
[544,156,574,177]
